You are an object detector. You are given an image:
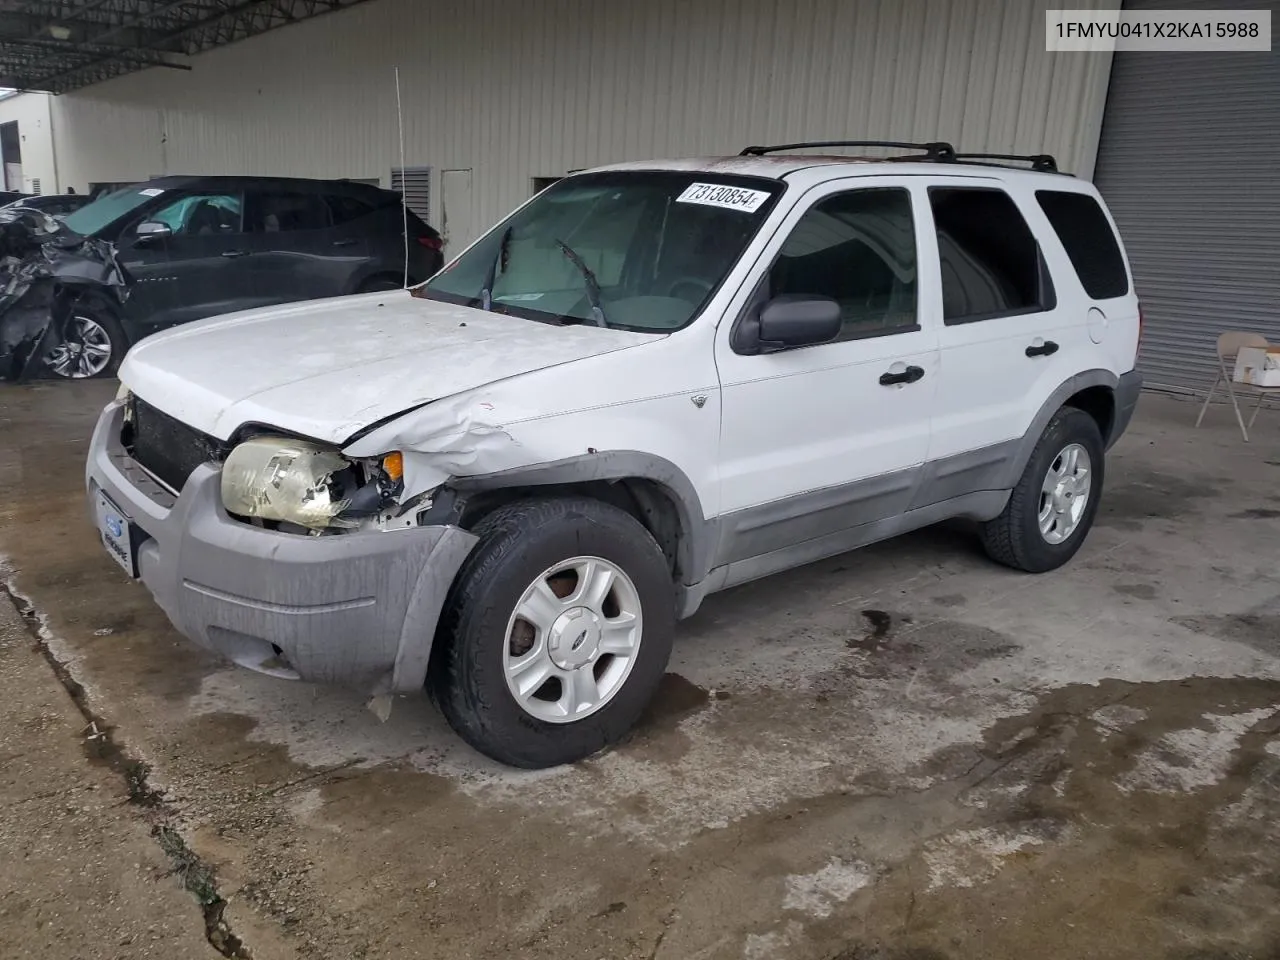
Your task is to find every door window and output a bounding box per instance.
[246,191,333,233]
[147,193,243,236]
[768,187,919,341]
[928,187,1054,324]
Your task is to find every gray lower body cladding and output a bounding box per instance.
[85,401,477,694]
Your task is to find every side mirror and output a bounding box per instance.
[757,294,842,349]
[134,221,172,243]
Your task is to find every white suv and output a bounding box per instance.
[86,141,1142,769]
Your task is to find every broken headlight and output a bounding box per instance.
[220,436,356,530]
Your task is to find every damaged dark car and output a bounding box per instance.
[0,175,444,381]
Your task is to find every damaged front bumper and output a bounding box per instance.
[85,401,478,694]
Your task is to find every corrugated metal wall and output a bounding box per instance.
[1093,0,1280,395]
[51,0,1118,244]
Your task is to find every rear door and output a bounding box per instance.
[922,177,1081,467]
[116,189,251,332]
[241,187,354,305]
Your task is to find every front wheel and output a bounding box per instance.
[44,311,126,380]
[430,497,676,768]
[980,406,1105,573]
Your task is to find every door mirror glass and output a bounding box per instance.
[134,220,172,242]
[758,294,842,348]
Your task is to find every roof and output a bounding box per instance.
[0,0,376,94]
[129,174,394,196]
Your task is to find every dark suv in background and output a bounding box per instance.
[43,175,444,378]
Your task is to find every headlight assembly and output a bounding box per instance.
[221,436,355,530]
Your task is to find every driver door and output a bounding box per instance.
[712,178,940,579]
[117,190,250,333]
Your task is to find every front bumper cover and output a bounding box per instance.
[86,401,477,694]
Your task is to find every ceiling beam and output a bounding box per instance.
[0,0,372,94]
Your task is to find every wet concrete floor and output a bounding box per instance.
[1,380,1279,959]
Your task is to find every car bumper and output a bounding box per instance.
[1109,369,1143,448]
[85,401,477,694]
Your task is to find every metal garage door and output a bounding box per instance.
[1093,0,1280,394]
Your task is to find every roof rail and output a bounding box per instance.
[951,152,1059,173]
[739,140,957,161]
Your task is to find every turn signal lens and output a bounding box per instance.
[382,452,404,481]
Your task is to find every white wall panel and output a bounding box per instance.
[0,92,59,192]
[49,0,1118,233]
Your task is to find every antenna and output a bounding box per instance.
[394,65,409,289]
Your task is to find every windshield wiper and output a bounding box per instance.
[554,238,609,328]
[478,224,512,311]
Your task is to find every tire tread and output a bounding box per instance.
[981,406,1104,573]
[430,496,674,768]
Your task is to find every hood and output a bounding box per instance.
[119,291,661,443]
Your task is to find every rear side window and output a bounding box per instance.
[1035,190,1129,299]
[326,194,376,225]
[929,187,1053,324]
[247,191,332,233]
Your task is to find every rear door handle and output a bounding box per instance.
[879,365,925,386]
[332,238,359,248]
[1026,340,1059,357]
[221,249,248,258]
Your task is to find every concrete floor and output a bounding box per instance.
[2,380,1279,960]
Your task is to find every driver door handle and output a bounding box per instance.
[879,365,925,386]
[332,238,359,248]
[221,249,248,258]
[1026,340,1059,357]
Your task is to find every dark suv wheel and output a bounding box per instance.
[45,311,126,380]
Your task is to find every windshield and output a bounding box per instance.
[61,184,154,237]
[422,171,782,332]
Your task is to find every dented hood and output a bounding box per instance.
[119,290,660,443]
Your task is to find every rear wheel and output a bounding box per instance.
[430,497,676,768]
[980,407,1105,573]
[45,311,126,380]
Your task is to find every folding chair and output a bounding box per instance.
[1194,332,1280,442]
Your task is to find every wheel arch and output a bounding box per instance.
[1000,370,1119,489]
[437,452,717,592]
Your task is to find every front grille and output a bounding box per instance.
[123,396,228,493]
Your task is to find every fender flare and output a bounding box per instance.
[449,451,718,586]
[997,369,1120,489]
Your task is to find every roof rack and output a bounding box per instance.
[739,140,957,161]
[952,152,1058,173]
[736,140,1063,174]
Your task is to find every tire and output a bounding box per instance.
[430,497,677,769]
[981,406,1105,573]
[44,310,127,380]
[357,275,404,293]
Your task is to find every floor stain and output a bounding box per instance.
[849,610,895,651]
[1115,583,1159,600]
[640,672,711,727]
[1097,469,1220,530]
[1229,508,1280,520]
[1174,613,1280,658]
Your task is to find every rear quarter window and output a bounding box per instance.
[325,194,377,225]
[1035,190,1129,300]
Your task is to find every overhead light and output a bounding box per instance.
[48,25,71,40]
